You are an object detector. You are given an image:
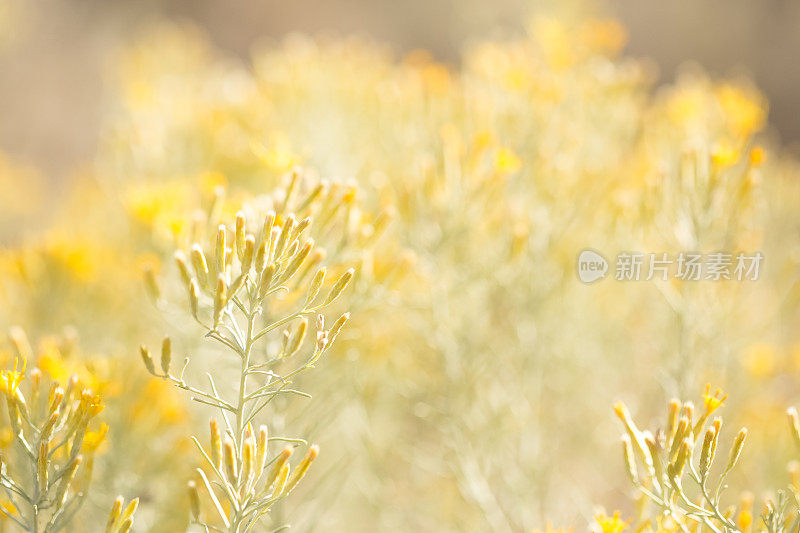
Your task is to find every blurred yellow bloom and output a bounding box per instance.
[531,17,574,69]
[0,428,12,449]
[252,134,302,173]
[126,181,194,237]
[84,423,109,454]
[715,83,766,138]
[711,139,740,168]
[534,524,572,533]
[749,145,766,167]
[742,343,778,379]
[594,511,629,533]
[494,146,522,174]
[579,18,627,56]
[0,357,24,396]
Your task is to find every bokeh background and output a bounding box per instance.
[1,0,799,189]
[1,1,800,531]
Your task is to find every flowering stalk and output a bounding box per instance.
[0,327,133,532]
[141,172,355,532]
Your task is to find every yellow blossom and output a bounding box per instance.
[83,423,109,454]
[702,384,727,415]
[595,510,630,533]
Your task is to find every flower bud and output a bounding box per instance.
[235,211,246,261]
[726,428,747,472]
[264,446,293,489]
[191,245,210,288]
[140,345,156,375]
[285,445,319,493]
[188,480,201,521]
[209,419,222,471]
[213,275,227,327]
[161,336,171,376]
[324,268,355,305]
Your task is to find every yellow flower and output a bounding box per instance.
[0,357,25,397]
[80,391,104,418]
[595,510,629,533]
[83,423,109,454]
[702,384,727,415]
